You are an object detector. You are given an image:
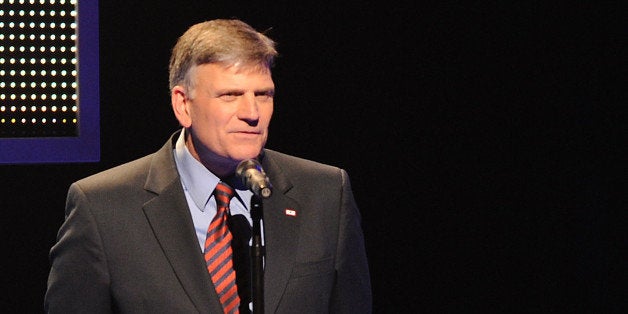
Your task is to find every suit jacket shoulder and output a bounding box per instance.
[47,131,224,313]
[259,148,372,313]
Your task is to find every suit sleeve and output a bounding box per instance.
[330,169,373,313]
[45,183,113,313]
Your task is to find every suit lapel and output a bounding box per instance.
[261,151,301,313]
[138,141,303,313]
[141,134,224,313]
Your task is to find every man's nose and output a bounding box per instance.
[237,93,259,124]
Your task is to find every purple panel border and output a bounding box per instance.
[0,1,99,164]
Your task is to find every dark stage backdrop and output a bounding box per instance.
[1,1,620,312]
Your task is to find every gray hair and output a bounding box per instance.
[168,19,278,92]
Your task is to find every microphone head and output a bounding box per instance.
[236,159,272,198]
[236,159,260,177]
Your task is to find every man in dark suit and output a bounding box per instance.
[45,19,371,313]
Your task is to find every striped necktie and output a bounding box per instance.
[205,182,241,313]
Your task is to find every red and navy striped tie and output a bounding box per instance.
[205,182,240,313]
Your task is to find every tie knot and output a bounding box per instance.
[214,181,235,209]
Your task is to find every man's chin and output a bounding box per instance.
[229,147,263,162]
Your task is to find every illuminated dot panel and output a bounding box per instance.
[0,0,78,138]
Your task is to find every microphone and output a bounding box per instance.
[236,159,273,199]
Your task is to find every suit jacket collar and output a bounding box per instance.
[142,131,224,313]
[141,132,303,313]
[260,150,302,313]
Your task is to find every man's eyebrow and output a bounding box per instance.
[214,88,244,95]
[255,88,275,95]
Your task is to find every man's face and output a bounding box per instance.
[172,63,275,169]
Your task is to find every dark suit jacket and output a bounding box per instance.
[45,131,372,313]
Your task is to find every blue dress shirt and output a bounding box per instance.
[172,130,253,251]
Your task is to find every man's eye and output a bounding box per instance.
[219,93,238,101]
[256,91,274,101]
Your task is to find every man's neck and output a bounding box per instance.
[184,135,238,179]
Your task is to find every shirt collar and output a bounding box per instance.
[173,129,220,211]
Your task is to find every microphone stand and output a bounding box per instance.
[250,195,265,314]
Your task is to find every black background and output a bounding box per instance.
[0,1,622,312]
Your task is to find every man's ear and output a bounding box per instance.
[171,86,192,127]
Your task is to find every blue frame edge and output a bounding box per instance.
[0,1,100,164]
